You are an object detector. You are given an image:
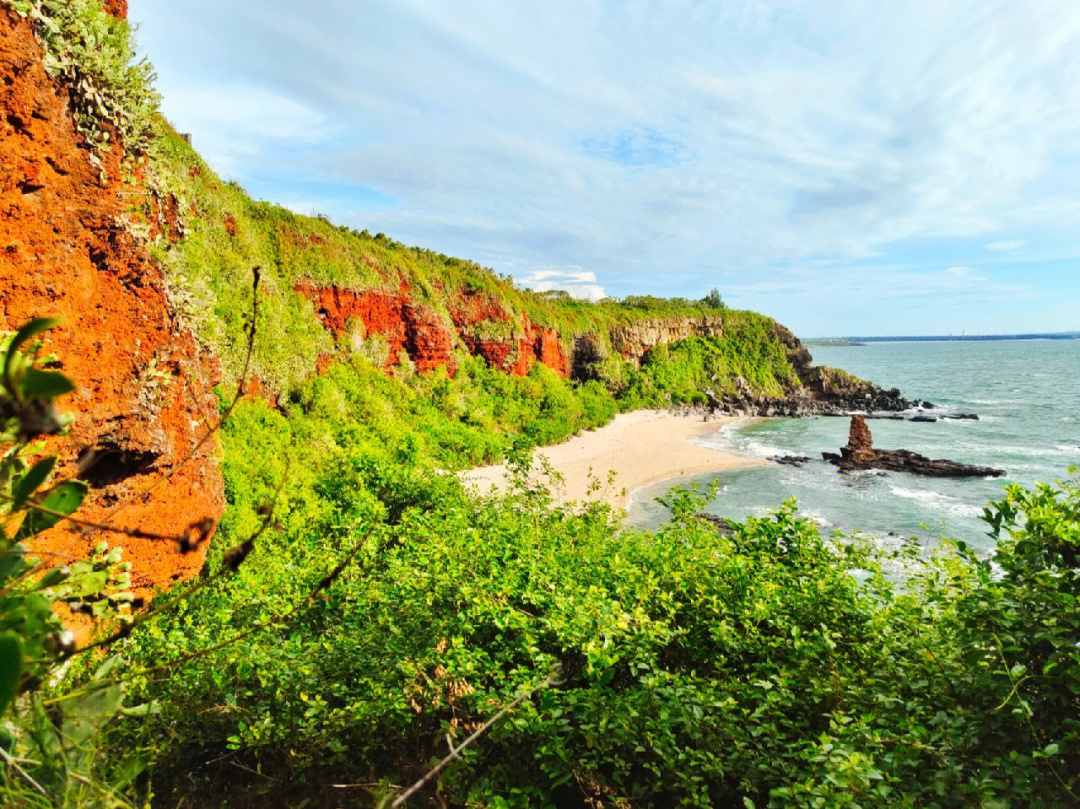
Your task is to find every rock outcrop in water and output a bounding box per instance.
[822,416,1005,478]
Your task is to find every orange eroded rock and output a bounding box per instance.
[846,414,875,453]
[0,12,224,604]
[293,280,457,375]
[102,0,128,19]
[449,291,569,377]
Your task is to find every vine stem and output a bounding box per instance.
[390,667,560,808]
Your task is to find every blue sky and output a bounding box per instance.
[130,0,1080,336]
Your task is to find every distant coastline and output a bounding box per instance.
[805,338,866,347]
[810,331,1080,344]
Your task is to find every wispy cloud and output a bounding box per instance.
[131,0,1080,334]
[985,240,1026,253]
[157,81,333,173]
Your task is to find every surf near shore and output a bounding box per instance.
[461,409,763,510]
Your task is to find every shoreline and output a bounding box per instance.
[460,410,764,511]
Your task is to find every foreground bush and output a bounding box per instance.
[113,400,1080,808]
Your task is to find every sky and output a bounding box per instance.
[129,0,1080,337]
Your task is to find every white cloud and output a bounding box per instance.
[520,270,606,302]
[131,0,1080,333]
[157,81,332,173]
[985,240,1026,253]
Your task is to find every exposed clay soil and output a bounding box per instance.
[293,280,457,375]
[294,282,571,379]
[0,11,224,606]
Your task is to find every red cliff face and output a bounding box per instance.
[0,12,224,598]
[295,282,570,379]
[518,317,569,377]
[293,281,457,375]
[449,292,569,377]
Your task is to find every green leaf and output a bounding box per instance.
[0,545,30,580]
[15,480,88,539]
[34,564,70,591]
[4,318,60,383]
[0,634,22,717]
[1044,743,1060,756]
[62,679,125,749]
[120,700,159,718]
[12,456,57,508]
[21,368,76,400]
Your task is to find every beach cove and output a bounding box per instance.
[461,410,763,509]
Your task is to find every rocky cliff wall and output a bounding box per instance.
[0,9,224,596]
[295,281,571,378]
[449,291,569,377]
[293,280,456,375]
[609,314,725,364]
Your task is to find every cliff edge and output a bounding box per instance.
[0,7,224,596]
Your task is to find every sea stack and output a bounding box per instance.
[847,414,875,454]
[823,415,1005,478]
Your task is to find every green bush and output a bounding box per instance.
[8,0,159,159]
[1,321,150,808]
[115,376,1080,807]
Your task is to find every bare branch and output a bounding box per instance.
[47,525,373,707]
[99,266,262,528]
[390,667,560,808]
[0,267,262,551]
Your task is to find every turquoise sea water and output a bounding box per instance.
[628,339,1080,554]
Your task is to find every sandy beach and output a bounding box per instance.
[461,410,763,510]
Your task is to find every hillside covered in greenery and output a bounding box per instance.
[1,3,1078,809]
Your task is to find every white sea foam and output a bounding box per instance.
[708,423,786,460]
[801,510,834,529]
[889,486,983,518]
[847,468,887,478]
[967,443,1070,458]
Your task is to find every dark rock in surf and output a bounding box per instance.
[823,415,1005,478]
[695,513,738,537]
[775,455,812,467]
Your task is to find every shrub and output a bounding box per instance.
[1,321,146,807]
[8,0,160,159]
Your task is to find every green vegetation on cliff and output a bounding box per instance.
[142,125,806,405]
[9,0,157,158]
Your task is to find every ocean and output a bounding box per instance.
[628,339,1080,554]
